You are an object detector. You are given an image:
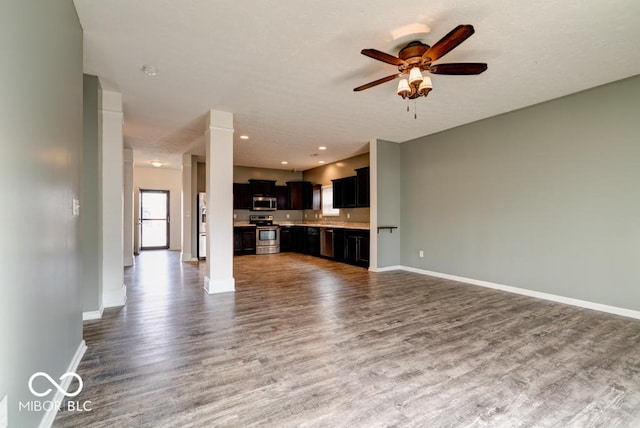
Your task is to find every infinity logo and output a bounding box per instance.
[28,372,83,398]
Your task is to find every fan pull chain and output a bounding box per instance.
[414,99,417,119]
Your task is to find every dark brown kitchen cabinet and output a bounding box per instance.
[332,178,343,209]
[233,227,256,255]
[248,179,276,197]
[304,227,321,256]
[356,166,370,207]
[275,185,289,210]
[287,181,313,210]
[279,225,369,268]
[332,176,356,208]
[233,183,251,209]
[332,228,345,262]
[280,226,304,252]
[280,227,291,252]
[344,229,369,268]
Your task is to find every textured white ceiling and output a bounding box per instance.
[74,0,640,171]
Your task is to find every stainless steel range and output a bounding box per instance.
[250,215,280,254]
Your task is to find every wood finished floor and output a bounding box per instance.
[55,251,640,427]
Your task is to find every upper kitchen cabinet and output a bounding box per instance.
[332,176,356,208]
[287,181,313,210]
[332,167,369,209]
[233,183,251,209]
[275,185,289,210]
[249,179,276,197]
[356,166,370,207]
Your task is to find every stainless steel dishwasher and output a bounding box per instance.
[320,228,334,258]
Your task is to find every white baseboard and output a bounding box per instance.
[103,284,127,308]
[181,252,197,262]
[369,265,402,273]
[123,255,134,267]
[38,340,87,428]
[82,305,104,321]
[398,266,640,320]
[204,276,235,294]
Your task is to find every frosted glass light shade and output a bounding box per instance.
[397,78,411,97]
[418,75,433,94]
[408,67,423,85]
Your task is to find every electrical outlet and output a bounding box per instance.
[305,213,307,218]
[314,214,318,218]
[233,213,237,219]
[347,213,350,219]
[0,394,8,428]
[419,250,424,258]
[286,213,290,219]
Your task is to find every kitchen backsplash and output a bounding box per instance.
[233,210,304,223]
[233,207,370,224]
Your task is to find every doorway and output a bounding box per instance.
[140,189,170,250]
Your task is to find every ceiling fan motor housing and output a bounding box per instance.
[398,41,431,70]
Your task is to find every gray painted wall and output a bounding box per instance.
[400,75,640,312]
[0,1,84,426]
[83,74,101,312]
[375,140,401,268]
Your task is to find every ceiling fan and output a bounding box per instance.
[354,24,487,100]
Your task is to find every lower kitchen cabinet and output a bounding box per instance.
[301,227,368,267]
[280,226,304,252]
[344,229,369,268]
[332,228,345,262]
[305,227,320,256]
[233,227,256,255]
[233,224,368,268]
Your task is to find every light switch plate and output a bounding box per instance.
[0,394,8,428]
[72,198,80,216]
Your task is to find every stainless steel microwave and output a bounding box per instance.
[252,196,277,211]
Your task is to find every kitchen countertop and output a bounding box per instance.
[233,221,370,230]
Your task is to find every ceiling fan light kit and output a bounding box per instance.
[355,24,487,117]
[398,68,433,99]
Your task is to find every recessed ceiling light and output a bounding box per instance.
[142,65,159,76]
[281,161,288,165]
[318,161,325,164]
[240,135,249,140]
[151,161,163,167]
[318,146,327,150]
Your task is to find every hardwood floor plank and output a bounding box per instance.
[54,251,640,427]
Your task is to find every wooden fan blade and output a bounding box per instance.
[353,73,402,91]
[361,49,406,67]
[429,63,487,75]
[422,25,475,62]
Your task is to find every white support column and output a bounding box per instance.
[204,110,235,294]
[99,89,126,307]
[123,147,134,266]
[369,138,378,271]
[181,154,195,261]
